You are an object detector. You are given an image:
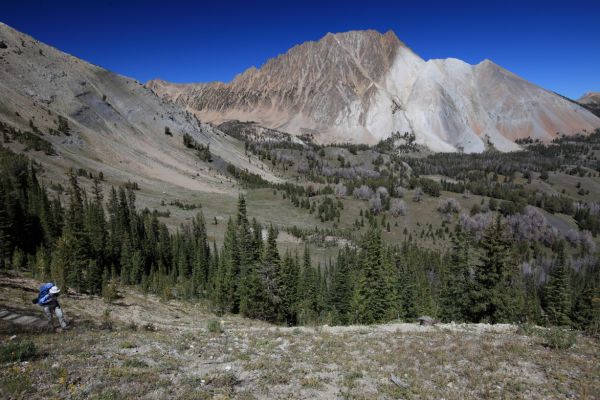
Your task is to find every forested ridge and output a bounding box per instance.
[1,144,598,332]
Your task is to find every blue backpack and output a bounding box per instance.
[36,282,54,306]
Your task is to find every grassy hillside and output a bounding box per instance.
[1,272,599,400]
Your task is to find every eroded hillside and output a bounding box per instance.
[0,22,277,200]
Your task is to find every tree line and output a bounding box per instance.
[0,145,598,332]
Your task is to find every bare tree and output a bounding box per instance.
[390,198,407,217]
[369,195,383,214]
[394,185,406,198]
[353,185,373,200]
[437,198,461,214]
[376,186,389,201]
[412,187,423,203]
[459,211,494,240]
[507,206,556,246]
[566,229,596,253]
[334,183,347,198]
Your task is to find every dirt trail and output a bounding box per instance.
[0,309,49,330]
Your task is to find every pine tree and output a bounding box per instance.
[353,228,394,324]
[207,241,219,302]
[0,183,13,268]
[522,276,543,324]
[86,259,102,294]
[237,195,255,315]
[106,187,120,265]
[395,243,420,320]
[34,246,50,279]
[470,217,519,323]
[329,251,353,324]
[36,185,58,247]
[216,218,239,312]
[51,233,75,290]
[298,246,318,324]
[84,178,107,293]
[257,224,282,322]
[63,172,90,290]
[174,234,189,282]
[314,263,328,318]
[440,226,477,322]
[545,241,572,326]
[120,235,133,285]
[251,218,263,262]
[279,252,300,325]
[130,250,143,284]
[571,274,600,334]
[242,260,271,320]
[191,212,209,297]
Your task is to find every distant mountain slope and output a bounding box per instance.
[578,92,600,118]
[148,30,600,153]
[579,92,600,104]
[0,22,275,194]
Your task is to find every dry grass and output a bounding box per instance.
[1,274,599,399]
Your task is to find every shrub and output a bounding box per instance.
[123,359,148,368]
[57,115,71,136]
[102,280,119,303]
[516,323,544,337]
[0,340,37,362]
[183,133,212,162]
[127,322,138,331]
[543,327,576,350]
[205,371,239,392]
[207,320,223,334]
[120,341,137,349]
[143,323,157,332]
[411,177,441,197]
[100,308,113,331]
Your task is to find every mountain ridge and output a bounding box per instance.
[0,22,276,196]
[148,29,600,153]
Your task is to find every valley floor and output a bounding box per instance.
[1,272,598,400]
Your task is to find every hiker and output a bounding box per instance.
[32,283,68,329]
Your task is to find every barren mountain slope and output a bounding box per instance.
[149,30,600,152]
[0,22,276,196]
[579,92,600,118]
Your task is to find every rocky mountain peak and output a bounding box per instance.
[147,30,600,152]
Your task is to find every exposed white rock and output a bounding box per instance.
[148,30,600,153]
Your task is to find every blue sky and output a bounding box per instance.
[2,0,599,99]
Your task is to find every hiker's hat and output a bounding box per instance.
[49,286,60,294]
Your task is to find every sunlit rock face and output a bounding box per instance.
[148,30,600,153]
